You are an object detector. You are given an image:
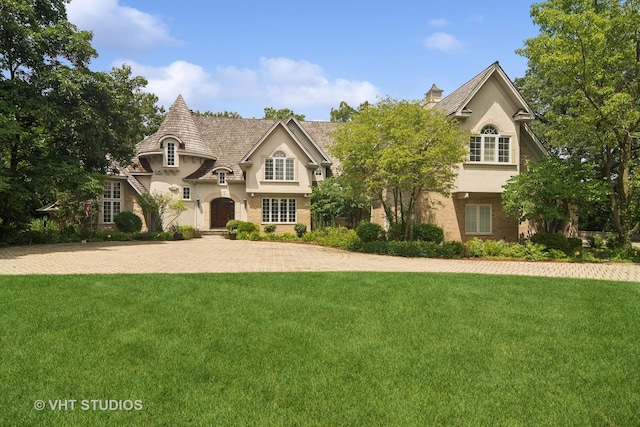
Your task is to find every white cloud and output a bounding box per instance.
[67,0,179,52]
[127,60,221,105]
[428,18,449,27]
[423,32,465,53]
[125,57,380,118]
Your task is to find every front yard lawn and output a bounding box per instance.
[1,272,638,426]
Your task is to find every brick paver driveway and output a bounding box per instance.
[1,236,639,282]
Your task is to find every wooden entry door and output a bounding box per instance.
[211,198,234,228]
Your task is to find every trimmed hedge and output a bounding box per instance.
[530,233,570,254]
[356,222,386,242]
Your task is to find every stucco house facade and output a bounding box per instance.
[101,62,546,241]
[103,95,336,234]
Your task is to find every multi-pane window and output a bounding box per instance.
[218,172,226,185]
[102,182,121,223]
[182,187,191,200]
[469,125,510,163]
[315,167,323,177]
[166,141,176,166]
[264,151,295,181]
[262,198,296,223]
[465,204,492,234]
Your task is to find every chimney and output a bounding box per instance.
[425,84,444,108]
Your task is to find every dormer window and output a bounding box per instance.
[265,151,295,181]
[469,125,510,163]
[218,172,227,185]
[164,139,179,167]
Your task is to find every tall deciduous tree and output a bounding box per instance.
[0,0,163,234]
[330,97,467,240]
[518,0,640,246]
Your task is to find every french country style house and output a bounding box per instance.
[101,62,546,241]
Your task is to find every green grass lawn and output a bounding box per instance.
[1,272,638,426]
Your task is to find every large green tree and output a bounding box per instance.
[518,0,640,246]
[502,156,606,234]
[330,97,467,240]
[262,107,305,121]
[0,0,162,234]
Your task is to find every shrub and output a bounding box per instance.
[531,233,570,253]
[177,225,200,240]
[354,240,390,254]
[484,239,506,257]
[438,241,466,259]
[388,241,422,257]
[588,235,605,249]
[413,223,444,244]
[568,237,583,250]
[418,241,440,258]
[313,227,360,249]
[504,243,527,259]
[225,220,241,231]
[466,237,486,258]
[356,222,385,242]
[264,224,277,234]
[386,223,404,241]
[113,211,142,233]
[237,221,259,234]
[548,249,569,260]
[294,223,307,238]
[606,234,622,248]
[247,231,261,241]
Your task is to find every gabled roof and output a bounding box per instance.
[108,160,149,195]
[240,120,320,168]
[434,61,534,120]
[137,95,215,159]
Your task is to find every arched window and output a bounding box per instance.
[469,125,510,163]
[264,151,295,181]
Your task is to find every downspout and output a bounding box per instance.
[193,181,198,228]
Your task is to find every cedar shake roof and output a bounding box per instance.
[136,95,215,159]
[134,96,339,181]
[434,62,499,116]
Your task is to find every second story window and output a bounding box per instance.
[265,151,295,181]
[165,141,177,167]
[218,172,227,185]
[469,125,510,163]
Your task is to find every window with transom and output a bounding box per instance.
[264,151,295,181]
[469,125,510,163]
[102,181,121,223]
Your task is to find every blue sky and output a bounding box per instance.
[67,0,540,120]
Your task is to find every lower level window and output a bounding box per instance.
[465,204,492,234]
[102,182,122,223]
[262,198,296,223]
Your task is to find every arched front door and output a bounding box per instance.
[210,198,235,228]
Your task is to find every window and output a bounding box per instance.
[102,182,121,223]
[166,141,176,166]
[469,125,510,163]
[218,172,226,185]
[315,167,323,177]
[262,198,296,223]
[182,187,191,200]
[465,204,492,234]
[264,151,295,181]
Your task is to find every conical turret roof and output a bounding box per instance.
[137,95,215,159]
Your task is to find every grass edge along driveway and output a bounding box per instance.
[1,272,638,426]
